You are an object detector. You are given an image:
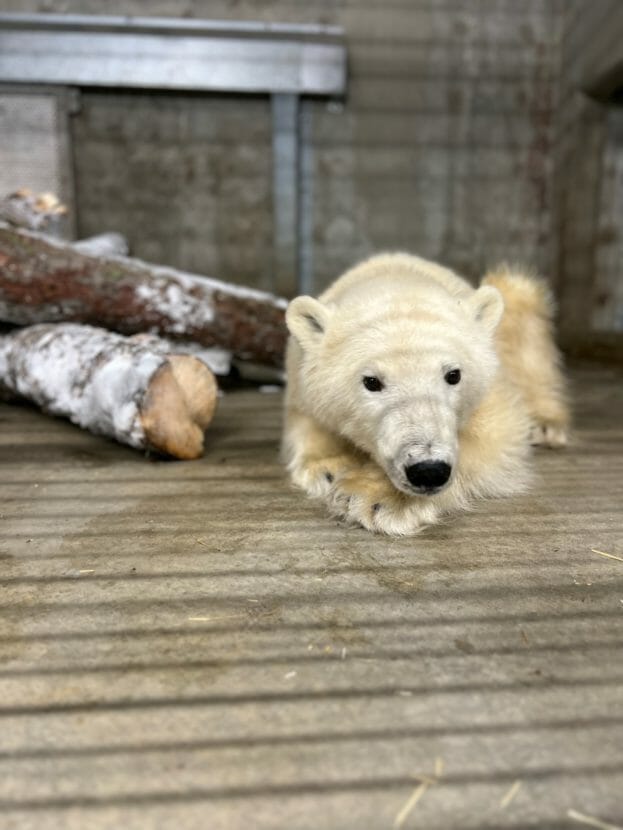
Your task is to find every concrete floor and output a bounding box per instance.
[1,366,622,830]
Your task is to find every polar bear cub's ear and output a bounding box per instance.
[467,285,504,333]
[286,296,333,349]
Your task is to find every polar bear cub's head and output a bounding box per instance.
[286,279,504,497]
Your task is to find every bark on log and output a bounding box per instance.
[0,222,288,368]
[0,323,218,460]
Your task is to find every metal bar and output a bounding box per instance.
[0,14,347,96]
[298,100,315,296]
[272,94,300,298]
[0,13,344,40]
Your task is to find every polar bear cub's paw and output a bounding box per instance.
[326,463,436,536]
[290,453,362,499]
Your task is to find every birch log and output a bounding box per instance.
[0,323,219,459]
[0,222,288,368]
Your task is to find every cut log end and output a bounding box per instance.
[140,356,218,460]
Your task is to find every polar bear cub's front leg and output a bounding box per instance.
[284,412,438,534]
[283,408,364,499]
[326,462,440,535]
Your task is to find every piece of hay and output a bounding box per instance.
[499,780,522,809]
[591,549,623,563]
[393,767,442,829]
[567,809,623,830]
[393,780,431,828]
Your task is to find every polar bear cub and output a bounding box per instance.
[283,252,569,536]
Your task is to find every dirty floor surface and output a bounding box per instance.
[1,366,622,830]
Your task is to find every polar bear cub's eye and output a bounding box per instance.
[444,369,461,385]
[363,376,384,392]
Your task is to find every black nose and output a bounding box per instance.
[405,461,452,491]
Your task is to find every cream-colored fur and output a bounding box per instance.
[283,252,569,536]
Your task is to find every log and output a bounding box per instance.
[0,189,67,234]
[0,323,219,460]
[2,188,129,257]
[0,222,288,368]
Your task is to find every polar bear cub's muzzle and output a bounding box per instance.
[377,403,460,496]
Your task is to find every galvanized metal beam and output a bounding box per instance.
[0,13,346,96]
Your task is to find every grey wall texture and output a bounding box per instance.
[554,1,623,351]
[71,91,275,292]
[3,0,567,299]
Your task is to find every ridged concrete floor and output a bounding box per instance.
[1,366,622,830]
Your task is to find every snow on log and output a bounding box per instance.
[72,232,129,258]
[0,323,219,460]
[0,222,288,368]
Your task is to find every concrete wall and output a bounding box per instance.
[555,0,623,354]
[593,109,623,333]
[304,0,562,293]
[3,0,564,297]
[71,91,275,291]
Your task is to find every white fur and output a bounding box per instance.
[283,253,569,536]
